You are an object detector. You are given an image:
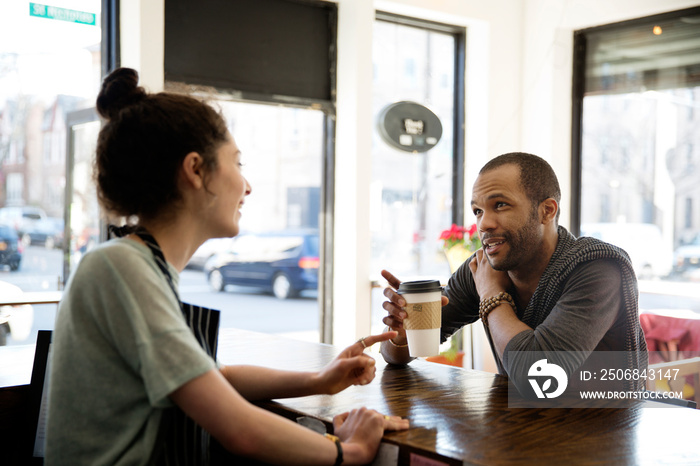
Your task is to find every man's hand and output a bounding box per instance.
[468,249,530,359]
[316,331,398,394]
[468,249,512,298]
[380,269,449,337]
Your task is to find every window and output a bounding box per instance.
[164,0,336,343]
[369,13,465,335]
[5,174,23,205]
[573,7,700,305]
[168,99,326,340]
[0,1,103,349]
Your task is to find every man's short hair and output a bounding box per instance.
[480,152,561,220]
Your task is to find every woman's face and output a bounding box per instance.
[204,134,251,238]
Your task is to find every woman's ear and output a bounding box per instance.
[181,152,204,189]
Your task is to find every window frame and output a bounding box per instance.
[571,6,700,236]
[374,10,467,233]
[162,0,338,343]
[101,0,120,76]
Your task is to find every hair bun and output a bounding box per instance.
[96,68,147,120]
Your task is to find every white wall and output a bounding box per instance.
[331,0,374,346]
[119,0,164,92]
[118,0,700,347]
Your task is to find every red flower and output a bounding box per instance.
[439,223,481,251]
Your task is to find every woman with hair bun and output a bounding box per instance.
[45,67,408,466]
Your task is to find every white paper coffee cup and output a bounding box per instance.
[398,280,442,357]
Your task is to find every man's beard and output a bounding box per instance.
[485,208,541,271]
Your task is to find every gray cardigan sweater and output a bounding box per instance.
[441,226,648,393]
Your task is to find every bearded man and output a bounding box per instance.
[380,152,648,396]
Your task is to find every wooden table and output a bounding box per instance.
[217,328,700,465]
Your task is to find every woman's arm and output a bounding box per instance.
[220,331,397,400]
[219,365,327,400]
[170,369,407,465]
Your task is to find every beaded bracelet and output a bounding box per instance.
[478,291,517,328]
[324,433,343,466]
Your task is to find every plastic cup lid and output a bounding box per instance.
[397,279,442,294]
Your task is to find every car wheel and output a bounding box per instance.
[272,273,296,300]
[9,259,20,272]
[208,269,225,292]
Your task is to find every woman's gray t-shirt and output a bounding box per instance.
[45,239,216,465]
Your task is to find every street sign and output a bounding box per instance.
[29,3,96,26]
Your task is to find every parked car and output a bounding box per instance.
[580,222,673,279]
[0,224,22,271]
[205,229,319,299]
[673,234,700,277]
[0,206,48,238]
[186,237,236,270]
[22,217,64,249]
[0,280,34,345]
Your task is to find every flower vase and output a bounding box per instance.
[444,244,472,273]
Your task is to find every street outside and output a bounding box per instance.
[1,245,320,347]
[2,245,700,348]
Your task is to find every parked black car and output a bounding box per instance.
[205,229,319,299]
[0,224,22,271]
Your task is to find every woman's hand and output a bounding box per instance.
[316,331,398,394]
[333,408,409,464]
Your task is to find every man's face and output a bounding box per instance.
[470,164,542,271]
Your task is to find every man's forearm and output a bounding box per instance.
[485,303,531,359]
